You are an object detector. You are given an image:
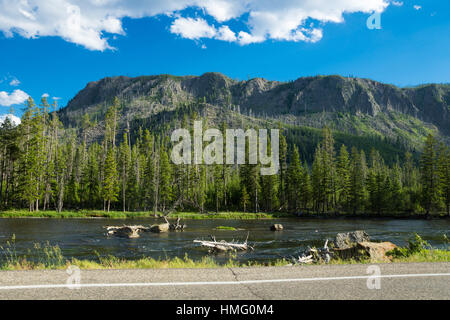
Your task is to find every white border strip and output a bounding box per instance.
[0,273,449,290]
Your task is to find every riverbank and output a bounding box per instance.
[0,210,291,219]
[1,241,448,271]
[1,250,448,271]
[0,209,448,219]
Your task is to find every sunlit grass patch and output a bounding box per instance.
[215,226,238,231]
[0,210,294,219]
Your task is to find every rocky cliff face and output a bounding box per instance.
[58,72,450,141]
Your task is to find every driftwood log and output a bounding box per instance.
[291,239,332,265]
[106,218,186,238]
[105,225,150,238]
[194,234,253,253]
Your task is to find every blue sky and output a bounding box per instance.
[0,0,449,116]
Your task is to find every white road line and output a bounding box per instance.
[0,273,449,290]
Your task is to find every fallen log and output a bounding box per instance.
[194,235,253,253]
[105,225,150,238]
[291,239,332,265]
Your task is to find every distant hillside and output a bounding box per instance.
[57,73,450,162]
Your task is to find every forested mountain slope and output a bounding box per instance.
[57,73,450,163]
[1,74,449,215]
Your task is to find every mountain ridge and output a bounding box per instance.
[57,72,450,152]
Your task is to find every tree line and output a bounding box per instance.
[0,96,449,216]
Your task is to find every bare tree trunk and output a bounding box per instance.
[0,157,5,206]
[57,178,64,213]
[122,165,126,213]
[153,153,160,217]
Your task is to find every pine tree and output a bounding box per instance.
[321,127,337,211]
[349,147,367,214]
[102,147,119,212]
[241,185,250,212]
[159,145,173,212]
[367,149,387,214]
[311,145,324,212]
[420,134,440,215]
[261,138,279,212]
[82,143,100,208]
[438,144,450,215]
[389,162,403,213]
[278,127,288,209]
[104,97,120,149]
[19,97,47,211]
[300,162,312,210]
[336,145,351,210]
[127,144,139,211]
[287,146,303,212]
[119,133,130,212]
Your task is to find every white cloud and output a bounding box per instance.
[0,89,29,107]
[414,5,422,10]
[170,18,238,43]
[170,17,217,40]
[0,0,391,50]
[9,78,20,86]
[0,114,21,126]
[391,1,403,6]
[216,25,237,42]
[42,93,50,98]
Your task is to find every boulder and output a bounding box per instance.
[358,241,397,262]
[270,224,283,231]
[150,223,170,233]
[333,241,397,262]
[334,230,370,249]
[105,225,149,238]
[116,227,140,238]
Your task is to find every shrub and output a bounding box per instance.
[389,233,430,258]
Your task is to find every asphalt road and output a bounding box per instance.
[0,262,448,300]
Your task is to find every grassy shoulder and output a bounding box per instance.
[1,235,448,271]
[328,249,450,265]
[0,209,293,219]
[1,249,448,271]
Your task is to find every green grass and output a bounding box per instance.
[391,249,450,263]
[167,211,293,219]
[0,234,448,271]
[327,250,450,265]
[0,210,294,219]
[215,226,238,231]
[0,237,289,270]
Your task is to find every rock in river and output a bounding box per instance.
[270,224,284,231]
[150,223,170,233]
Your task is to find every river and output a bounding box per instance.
[0,218,448,264]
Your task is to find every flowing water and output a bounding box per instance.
[0,218,449,264]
